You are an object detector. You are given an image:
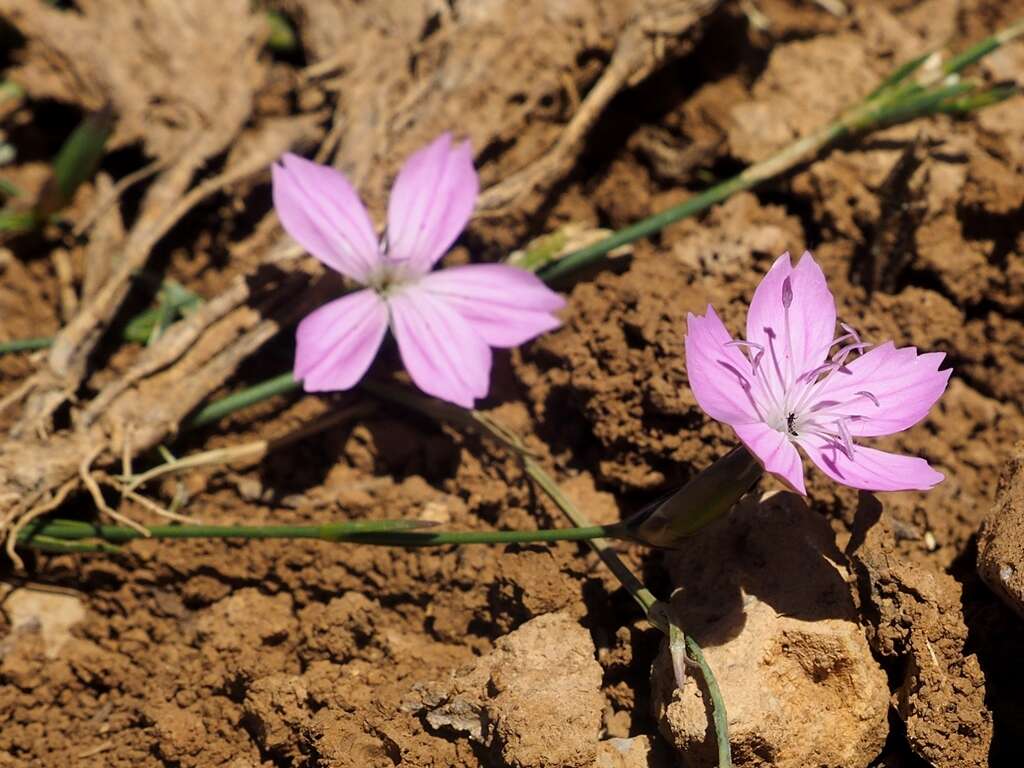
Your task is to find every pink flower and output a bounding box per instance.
[272,134,565,407]
[685,251,950,494]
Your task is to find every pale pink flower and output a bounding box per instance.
[685,251,950,494]
[272,134,565,407]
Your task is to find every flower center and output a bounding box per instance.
[368,267,401,294]
[725,280,880,458]
[367,233,422,296]
[367,259,419,297]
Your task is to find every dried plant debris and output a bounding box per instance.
[1,0,265,160]
[288,0,720,213]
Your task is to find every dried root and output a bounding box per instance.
[0,0,718,566]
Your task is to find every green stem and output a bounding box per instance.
[186,372,300,429]
[686,633,732,767]
[659,602,730,766]
[538,174,747,283]
[20,517,613,546]
[0,337,53,353]
[942,17,1024,76]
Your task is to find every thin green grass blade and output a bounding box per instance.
[0,336,53,353]
[866,51,932,99]
[26,534,122,554]
[186,372,301,429]
[36,107,114,218]
[936,84,1020,114]
[266,11,298,53]
[862,80,976,128]
[0,208,39,233]
[17,517,613,548]
[122,280,202,344]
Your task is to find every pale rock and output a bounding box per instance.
[595,735,662,768]
[409,611,605,768]
[1,586,85,658]
[652,492,889,768]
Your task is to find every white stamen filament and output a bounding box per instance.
[727,315,878,451]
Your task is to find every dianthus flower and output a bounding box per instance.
[685,251,949,493]
[272,134,565,407]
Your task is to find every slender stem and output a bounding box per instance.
[20,518,614,546]
[0,337,53,353]
[661,602,731,766]
[537,116,853,283]
[186,372,300,429]
[538,174,746,282]
[328,526,613,546]
[686,632,732,768]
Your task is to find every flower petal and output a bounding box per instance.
[685,305,764,426]
[810,342,951,437]
[418,264,565,347]
[272,154,381,283]
[295,289,388,392]
[388,286,492,408]
[732,422,806,495]
[799,435,944,491]
[386,133,479,274]
[746,251,837,380]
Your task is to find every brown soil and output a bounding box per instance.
[2,1,1024,766]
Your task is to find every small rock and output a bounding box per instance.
[0,587,85,658]
[195,588,299,680]
[148,703,208,764]
[242,673,310,760]
[595,735,662,768]
[409,611,604,768]
[653,491,889,768]
[978,442,1024,619]
[196,589,295,650]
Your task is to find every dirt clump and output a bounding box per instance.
[978,442,1024,619]
[595,735,663,768]
[408,610,606,768]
